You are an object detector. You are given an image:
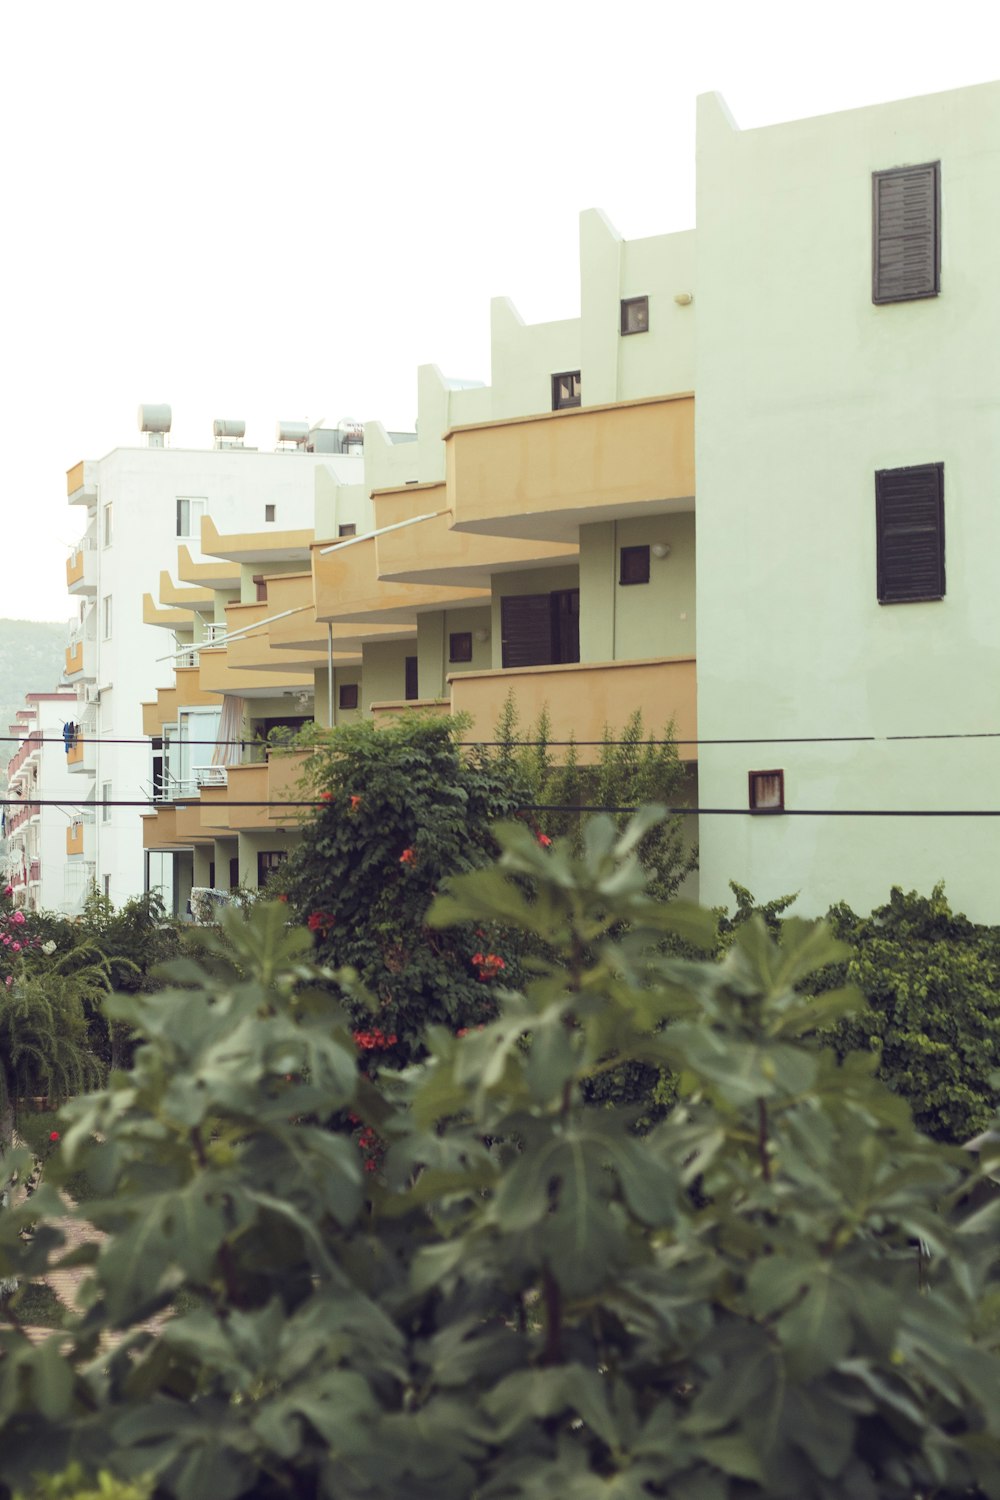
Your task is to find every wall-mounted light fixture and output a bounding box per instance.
[673,292,693,306]
[651,542,672,559]
[474,628,490,643]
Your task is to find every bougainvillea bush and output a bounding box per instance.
[1,820,1000,1497]
[278,716,530,1059]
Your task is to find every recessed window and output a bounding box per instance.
[264,504,276,523]
[875,463,944,604]
[619,545,651,586]
[338,683,359,710]
[405,656,419,701]
[102,595,113,640]
[551,371,581,411]
[449,631,473,663]
[252,574,268,603]
[620,296,650,335]
[873,162,940,304]
[103,504,113,547]
[749,770,784,813]
[101,780,112,823]
[338,523,357,538]
[177,496,208,539]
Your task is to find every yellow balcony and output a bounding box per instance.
[142,808,177,849]
[67,461,98,504]
[65,641,84,677]
[66,738,85,767]
[370,698,451,722]
[66,822,84,856]
[446,393,695,543]
[313,535,487,625]
[66,549,84,587]
[372,483,577,587]
[450,655,697,764]
[212,752,309,833]
[141,667,221,737]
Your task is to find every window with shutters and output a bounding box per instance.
[338,683,359,710]
[619,545,651,585]
[875,463,944,604]
[449,631,473,663]
[500,590,580,669]
[872,162,940,304]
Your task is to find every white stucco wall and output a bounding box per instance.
[695,81,1000,919]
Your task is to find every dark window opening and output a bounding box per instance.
[749,770,784,813]
[208,861,216,888]
[229,856,240,890]
[619,545,651,585]
[257,850,288,886]
[620,296,649,335]
[265,504,276,523]
[338,523,357,538]
[449,631,473,663]
[338,683,359,710]
[500,589,580,669]
[875,463,945,604]
[253,574,268,603]
[551,371,581,411]
[873,161,940,304]
[405,656,419,701]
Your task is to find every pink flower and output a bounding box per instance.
[2,885,12,897]
[11,942,20,952]
[11,911,25,926]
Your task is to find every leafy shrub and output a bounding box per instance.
[0,820,998,1497]
[279,715,528,1057]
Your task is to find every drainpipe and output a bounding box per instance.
[328,624,335,729]
[611,519,618,661]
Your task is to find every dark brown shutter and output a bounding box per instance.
[873,163,939,304]
[501,594,553,668]
[405,656,419,700]
[875,463,944,604]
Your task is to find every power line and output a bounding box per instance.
[8,730,1000,749]
[7,798,1000,818]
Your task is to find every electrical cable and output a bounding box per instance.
[7,730,1000,748]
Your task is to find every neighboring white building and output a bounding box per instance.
[3,691,83,912]
[64,409,364,908]
[695,80,1000,920]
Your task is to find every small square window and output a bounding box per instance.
[552,371,581,411]
[265,504,276,523]
[338,523,357,538]
[619,545,650,586]
[338,683,359,710]
[749,770,784,813]
[621,296,649,335]
[449,631,473,663]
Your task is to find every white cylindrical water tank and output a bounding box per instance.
[276,420,309,445]
[138,403,172,434]
[213,419,246,440]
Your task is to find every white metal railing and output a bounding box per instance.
[151,765,228,802]
[176,649,199,668]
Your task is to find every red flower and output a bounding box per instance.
[474,952,505,981]
[537,832,552,848]
[399,848,416,865]
[319,790,333,802]
[350,795,362,809]
[277,893,288,904]
[49,1131,60,1142]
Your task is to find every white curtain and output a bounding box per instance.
[212,696,246,767]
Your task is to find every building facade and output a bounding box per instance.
[3,692,82,912]
[127,78,1000,920]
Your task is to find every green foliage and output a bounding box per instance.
[0,822,999,1497]
[489,694,697,902]
[5,1280,65,1331]
[13,1464,151,1499]
[817,883,1000,1142]
[0,953,108,1143]
[280,715,527,1056]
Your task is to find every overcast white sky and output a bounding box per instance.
[2,0,996,624]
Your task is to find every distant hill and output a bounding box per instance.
[0,619,68,768]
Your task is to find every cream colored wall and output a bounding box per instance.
[695,81,1000,920]
[361,641,414,710]
[333,668,362,724]
[237,830,300,889]
[578,515,695,663]
[490,565,580,669]
[314,467,372,542]
[416,606,492,699]
[239,560,309,604]
[580,210,696,407]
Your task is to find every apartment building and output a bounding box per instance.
[3,691,82,912]
[141,77,1000,921]
[63,409,367,909]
